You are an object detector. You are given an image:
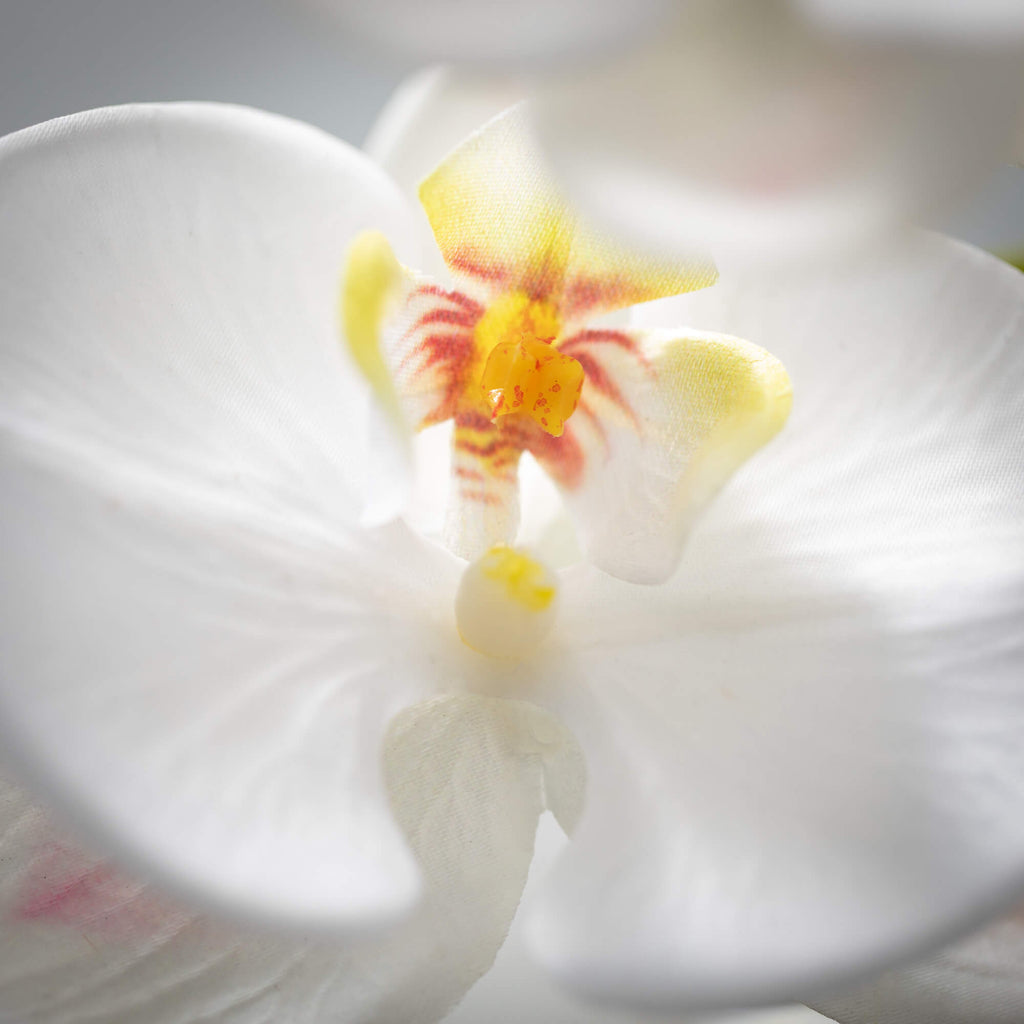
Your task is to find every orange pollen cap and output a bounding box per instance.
[480,336,585,437]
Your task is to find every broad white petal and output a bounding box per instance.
[0,697,576,1022]
[524,233,1024,1010]
[451,815,834,1024]
[0,103,450,928]
[532,1,1024,268]
[305,0,672,65]
[810,902,1024,1024]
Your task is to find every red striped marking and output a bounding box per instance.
[414,306,480,331]
[413,284,484,313]
[560,328,645,360]
[14,840,186,941]
[570,350,638,426]
[448,247,511,287]
[529,427,585,490]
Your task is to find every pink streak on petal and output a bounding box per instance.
[13,840,189,942]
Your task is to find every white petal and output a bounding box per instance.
[0,103,452,928]
[451,815,834,1024]
[523,233,1024,1010]
[0,697,577,1022]
[306,0,671,65]
[531,2,1024,269]
[810,902,1024,1024]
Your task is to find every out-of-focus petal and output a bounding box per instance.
[531,1,1024,269]
[303,0,672,65]
[798,0,1024,43]
[810,902,1024,1024]
[523,233,1024,1011]
[0,695,578,1022]
[0,103,455,930]
[419,106,716,318]
[534,326,790,583]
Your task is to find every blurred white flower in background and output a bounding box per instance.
[318,0,1024,268]
[797,0,1024,42]
[530,0,1024,268]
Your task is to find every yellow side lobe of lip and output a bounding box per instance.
[479,545,556,612]
[658,332,793,519]
[341,230,403,417]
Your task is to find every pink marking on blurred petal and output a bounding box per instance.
[13,840,189,941]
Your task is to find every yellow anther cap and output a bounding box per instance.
[481,337,584,436]
[455,545,558,659]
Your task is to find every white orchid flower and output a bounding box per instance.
[0,98,1023,1024]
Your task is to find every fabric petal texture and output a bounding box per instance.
[811,902,1024,1024]
[523,234,1024,1010]
[0,695,577,1022]
[0,103,461,928]
[419,106,717,322]
[362,65,528,288]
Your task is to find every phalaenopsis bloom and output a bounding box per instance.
[0,98,1021,1024]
